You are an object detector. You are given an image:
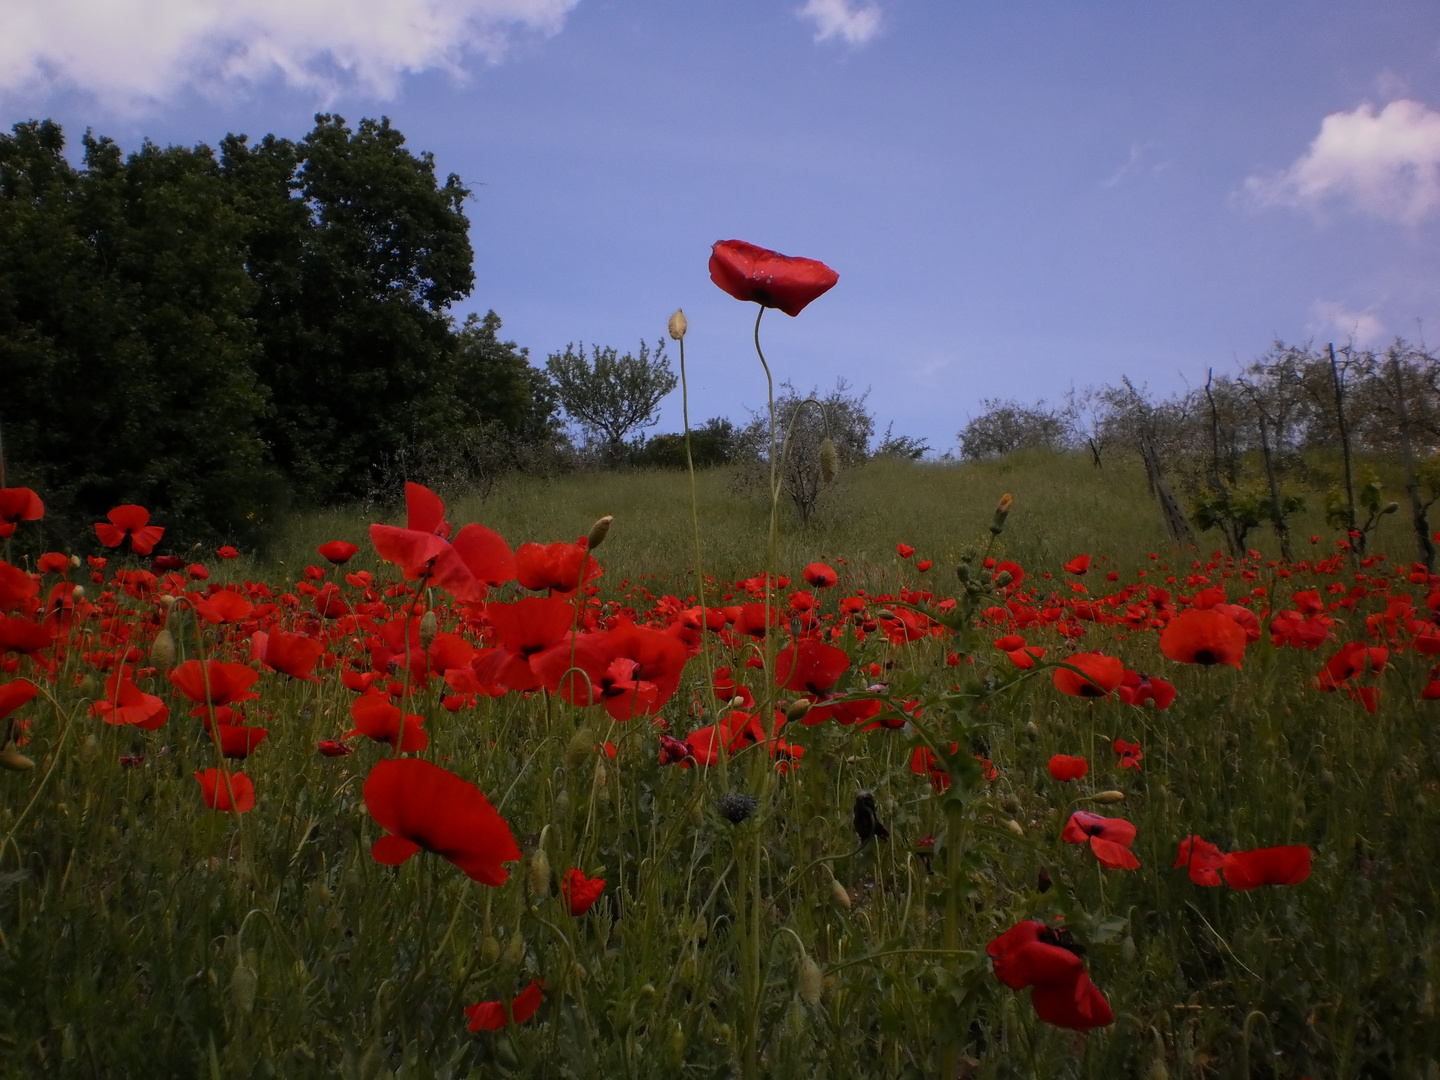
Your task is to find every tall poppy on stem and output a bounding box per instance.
[709,240,839,317]
[94,505,164,555]
[1062,811,1140,869]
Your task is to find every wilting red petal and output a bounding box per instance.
[986,921,1085,990]
[708,239,839,317]
[363,757,521,885]
[1221,845,1312,890]
[1088,836,1141,870]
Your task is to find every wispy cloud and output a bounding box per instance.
[1312,299,1386,347]
[798,0,884,47]
[0,0,581,111]
[1245,99,1440,225]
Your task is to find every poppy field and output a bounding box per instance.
[2,243,1439,1079]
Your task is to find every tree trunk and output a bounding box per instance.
[1204,369,1239,555]
[1330,343,1361,558]
[1390,354,1435,571]
[1138,428,1197,548]
[1255,408,1293,562]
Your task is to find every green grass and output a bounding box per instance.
[2,451,1437,1078]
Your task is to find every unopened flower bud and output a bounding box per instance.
[0,748,34,772]
[79,734,100,764]
[785,699,812,723]
[527,848,552,898]
[668,309,688,341]
[504,933,525,967]
[72,585,85,601]
[151,629,177,669]
[594,759,609,789]
[1005,819,1024,837]
[798,955,823,1006]
[586,515,613,551]
[819,437,839,484]
[160,594,176,607]
[1092,790,1126,804]
[69,554,81,569]
[481,935,501,964]
[1382,501,1400,515]
[991,493,1014,535]
[993,570,1013,589]
[830,878,851,911]
[231,960,257,1014]
[418,610,438,650]
[1025,721,1039,740]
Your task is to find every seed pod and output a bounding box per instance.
[527,848,551,898]
[798,954,823,1005]
[830,878,852,911]
[668,309,688,341]
[0,748,35,772]
[718,792,759,824]
[418,610,438,650]
[819,437,840,484]
[1092,790,1126,804]
[231,959,257,1014]
[586,515,614,551]
[1319,769,1336,791]
[1037,866,1052,893]
[151,628,177,669]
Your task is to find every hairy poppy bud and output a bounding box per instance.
[819,437,839,484]
[573,961,588,983]
[1382,501,1400,515]
[991,493,1014,535]
[151,628,177,669]
[668,309,688,341]
[78,733,100,764]
[160,594,176,608]
[1092,790,1126,804]
[993,570,1013,589]
[594,759,609,789]
[481,935,501,964]
[830,878,852,911]
[418,610,438,650]
[0,747,34,772]
[527,848,552,898]
[72,585,84,601]
[1000,793,1020,815]
[798,954,823,1006]
[69,554,81,569]
[785,698,812,722]
[566,728,597,769]
[1005,819,1024,837]
[504,933,525,967]
[1025,721,1039,741]
[586,515,613,551]
[231,958,257,1014]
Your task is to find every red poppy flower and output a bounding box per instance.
[1159,608,1248,668]
[0,615,56,658]
[314,583,350,619]
[1173,834,1226,886]
[91,673,168,730]
[562,868,605,915]
[208,721,268,758]
[0,560,39,613]
[802,562,838,588]
[261,630,324,681]
[775,639,850,696]
[1221,845,1312,890]
[186,563,209,581]
[195,768,255,812]
[732,603,781,639]
[1052,652,1124,698]
[1064,554,1091,575]
[916,559,933,573]
[464,980,544,1032]
[1117,672,1176,710]
[0,488,44,537]
[189,589,254,624]
[986,920,1113,1032]
[1062,811,1140,869]
[514,540,599,594]
[36,552,70,576]
[318,540,359,564]
[318,739,353,757]
[217,545,239,560]
[708,239,839,316]
[0,678,38,721]
[169,660,261,712]
[1113,738,1143,771]
[895,543,915,559]
[1048,754,1088,782]
[347,695,428,752]
[534,619,688,720]
[363,757,521,885]
[94,505,165,555]
[476,596,577,693]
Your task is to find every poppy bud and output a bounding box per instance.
[586,515,613,551]
[594,759,609,789]
[1120,936,1138,964]
[991,492,1014,534]
[481,935,501,964]
[0,748,35,772]
[231,958,257,1014]
[72,585,84,600]
[552,789,571,821]
[527,848,552,898]
[1025,721,1039,740]
[668,309,688,341]
[785,698,812,722]
[831,878,852,911]
[566,728,597,769]
[79,734,100,764]
[1319,769,1336,791]
[69,554,81,568]
[504,933,525,967]
[573,961,587,983]
[798,954,823,1005]
[418,610,438,650]
[1383,501,1400,515]
[993,570,1013,589]
[819,437,839,484]
[160,594,176,607]
[1000,793,1020,815]
[668,1021,685,1060]
[1005,819,1024,837]
[1092,790,1126,804]
[151,628,177,669]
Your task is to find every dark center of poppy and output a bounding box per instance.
[1192,648,1219,664]
[1037,926,1085,958]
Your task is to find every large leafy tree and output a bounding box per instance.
[0,121,277,549]
[220,115,477,502]
[546,340,677,462]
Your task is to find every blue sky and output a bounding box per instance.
[4,0,1440,452]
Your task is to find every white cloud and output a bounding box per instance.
[0,0,581,109]
[798,0,883,47]
[1245,99,1440,225]
[1312,300,1386,347]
